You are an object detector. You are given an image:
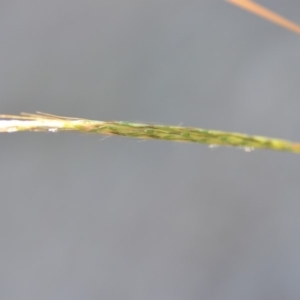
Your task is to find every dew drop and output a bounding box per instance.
[48,128,58,132]
[7,127,17,133]
[243,147,255,152]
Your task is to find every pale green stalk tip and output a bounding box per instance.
[0,112,299,154]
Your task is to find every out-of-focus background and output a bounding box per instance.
[1,0,300,299]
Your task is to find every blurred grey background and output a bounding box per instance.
[1,0,300,299]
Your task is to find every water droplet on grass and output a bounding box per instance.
[7,127,17,133]
[243,147,254,152]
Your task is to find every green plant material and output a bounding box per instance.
[0,112,299,154]
[1,4,299,154]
